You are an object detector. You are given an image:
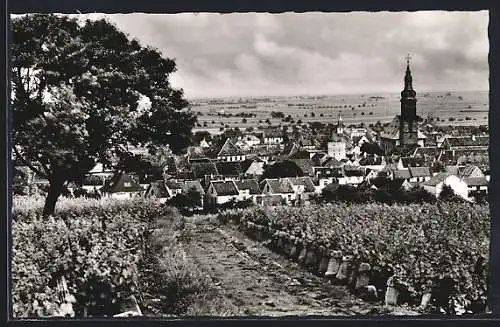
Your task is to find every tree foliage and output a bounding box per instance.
[11,14,196,215]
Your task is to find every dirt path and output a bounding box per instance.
[181,218,382,317]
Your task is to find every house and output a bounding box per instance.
[407,166,432,183]
[392,169,411,181]
[216,139,246,162]
[237,134,261,148]
[87,162,115,179]
[397,156,426,169]
[100,172,144,199]
[206,180,240,205]
[438,148,489,173]
[339,166,365,185]
[440,135,489,149]
[458,165,485,179]
[353,135,371,148]
[421,173,469,200]
[144,181,169,204]
[412,147,441,167]
[312,166,344,179]
[199,138,211,149]
[263,129,284,145]
[288,177,316,204]
[164,180,183,197]
[234,179,262,202]
[327,141,347,160]
[288,177,316,193]
[463,177,489,200]
[260,178,295,203]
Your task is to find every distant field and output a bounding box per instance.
[190,91,489,134]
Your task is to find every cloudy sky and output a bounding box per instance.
[81,11,488,98]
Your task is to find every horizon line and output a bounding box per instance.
[186,89,489,101]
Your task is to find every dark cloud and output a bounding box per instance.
[82,11,488,98]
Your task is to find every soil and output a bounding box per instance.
[180,218,385,317]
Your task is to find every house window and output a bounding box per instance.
[124,182,131,187]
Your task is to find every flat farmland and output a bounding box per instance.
[191,91,488,134]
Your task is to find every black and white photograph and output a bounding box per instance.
[10,10,491,318]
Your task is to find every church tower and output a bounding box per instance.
[336,114,344,135]
[399,54,418,146]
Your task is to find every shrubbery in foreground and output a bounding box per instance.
[12,198,172,318]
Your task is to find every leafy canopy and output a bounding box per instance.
[11,14,196,184]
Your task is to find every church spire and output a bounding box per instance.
[402,53,416,98]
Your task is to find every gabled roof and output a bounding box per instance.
[379,116,426,140]
[408,166,432,178]
[235,179,261,194]
[145,181,169,198]
[262,178,294,194]
[217,139,243,157]
[444,165,459,175]
[290,158,314,175]
[439,148,489,166]
[443,136,489,148]
[101,171,143,193]
[393,169,411,180]
[463,177,489,187]
[422,172,455,187]
[322,157,344,168]
[242,160,265,175]
[343,165,365,177]
[458,165,484,178]
[210,180,239,196]
[413,147,441,159]
[215,161,243,176]
[288,177,316,193]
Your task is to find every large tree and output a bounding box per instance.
[11,14,196,215]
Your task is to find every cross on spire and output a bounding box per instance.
[405,53,411,66]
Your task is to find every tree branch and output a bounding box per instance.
[12,145,46,178]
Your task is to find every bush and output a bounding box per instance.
[12,197,170,318]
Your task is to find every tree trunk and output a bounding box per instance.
[42,177,66,217]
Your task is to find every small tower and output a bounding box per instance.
[336,114,345,135]
[399,54,418,147]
